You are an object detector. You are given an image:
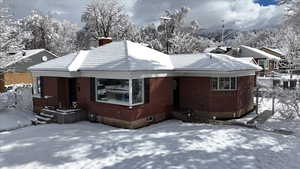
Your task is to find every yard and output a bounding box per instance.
[0,118,300,169]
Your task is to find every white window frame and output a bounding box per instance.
[211,77,237,91]
[95,78,144,107]
[131,79,145,106]
[32,76,42,98]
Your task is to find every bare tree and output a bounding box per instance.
[81,0,128,39]
[21,10,79,56]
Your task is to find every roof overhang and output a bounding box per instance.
[32,71,81,78]
[32,69,258,79]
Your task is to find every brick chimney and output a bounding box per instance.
[98,37,112,47]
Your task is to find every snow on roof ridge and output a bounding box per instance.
[68,50,89,72]
[126,40,174,70]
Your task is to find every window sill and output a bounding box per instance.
[32,95,42,98]
[212,89,237,92]
[95,100,144,107]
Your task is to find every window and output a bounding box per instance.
[96,79,129,105]
[211,78,218,90]
[219,77,230,90]
[95,78,144,106]
[211,77,237,90]
[258,59,268,69]
[132,79,144,104]
[33,76,42,97]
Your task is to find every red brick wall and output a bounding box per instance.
[77,77,173,122]
[33,77,73,111]
[179,76,255,117]
[237,76,255,110]
[33,77,59,112]
[179,77,210,111]
[33,76,255,123]
[209,90,238,113]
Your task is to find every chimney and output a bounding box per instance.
[98,37,112,47]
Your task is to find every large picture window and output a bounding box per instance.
[95,78,144,106]
[211,77,237,91]
[96,79,129,105]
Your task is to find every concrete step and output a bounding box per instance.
[31,119,47,125]
[35,115,51,121]
[40,112,54,118]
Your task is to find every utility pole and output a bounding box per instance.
[221,20,225,45]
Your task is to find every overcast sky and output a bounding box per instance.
[7,0,285,30]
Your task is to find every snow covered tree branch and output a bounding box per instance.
[81,0,129,39]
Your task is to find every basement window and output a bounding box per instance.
[211,77,237,91]
[95,79,144,106]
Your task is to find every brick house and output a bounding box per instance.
[28,40,261,129]
[0,49,57,92]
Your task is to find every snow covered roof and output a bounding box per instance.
[171,54,262,72]
[79,41,173,71]
[29,41,173,72]
[236,57,257,65]
[29,41,261,73]
[29,52,78,71]
[239,45,281,61]
[0,49,52,69]
[204,46,229,53]
[261,47,287,56]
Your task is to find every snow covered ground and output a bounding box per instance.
[0,119,299,169]
[0,108,34,132]
[0,87,34,132]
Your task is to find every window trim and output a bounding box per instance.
[211,77,237,91]
[131,79,145,106]
[258,59,269,69]
[32,76,42,98]
[95,78,144,107]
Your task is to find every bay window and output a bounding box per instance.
[211,77,237,91]
[132,79,144,104]
[95,78,144,106]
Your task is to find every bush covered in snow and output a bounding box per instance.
[259,87,300,120]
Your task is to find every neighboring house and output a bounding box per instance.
[28,40,261,129]
[239,45,281,74]
[0,49,57,92]
[260,47,289,70]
